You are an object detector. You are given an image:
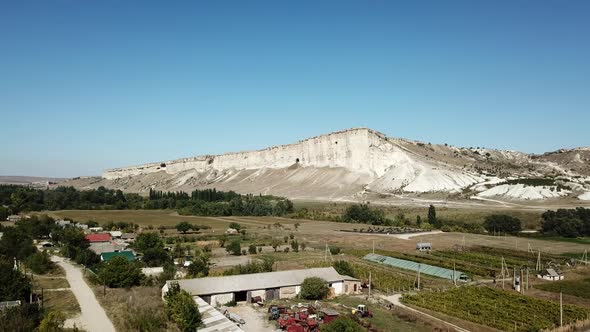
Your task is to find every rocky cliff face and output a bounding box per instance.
[64,128,590,202]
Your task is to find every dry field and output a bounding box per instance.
[43,210,590,256]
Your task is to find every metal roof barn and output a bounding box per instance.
[364,253,470,282]
[166,267,348,296]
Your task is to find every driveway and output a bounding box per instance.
[51,256,116,332]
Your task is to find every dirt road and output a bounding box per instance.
[51,256,116,332]
[381,294,470,332]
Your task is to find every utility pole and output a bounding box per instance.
[372,240,375,254]
[368,272,372,298]
[453,261,457,286]
[560,290,563,327]
[526,268,529,291]
[536,251,541,271]
[417,264,421,290]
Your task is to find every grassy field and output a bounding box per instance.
[42,290,80,319]
[403,286,590,332]
[90,284,180,332]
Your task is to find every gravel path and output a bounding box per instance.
[51,256,116,332]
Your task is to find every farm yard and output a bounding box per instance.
[28,207,590,332]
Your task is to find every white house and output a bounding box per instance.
[537,268,564,281]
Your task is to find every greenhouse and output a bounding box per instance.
[364,253,470,282]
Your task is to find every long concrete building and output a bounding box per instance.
[163,267,361,306]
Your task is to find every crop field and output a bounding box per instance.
[403,286,590,332]
[536,278,590,300]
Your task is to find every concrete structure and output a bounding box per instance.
[537,268,564,281]
[88,227,104,233]
[162,267,361,306]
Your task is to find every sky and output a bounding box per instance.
[1,1,589,178]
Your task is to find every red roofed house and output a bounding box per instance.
[85,233,111,243]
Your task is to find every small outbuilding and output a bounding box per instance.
[537,268,564,281]
[416,242,432,251]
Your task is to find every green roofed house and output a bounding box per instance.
[364,253,470,282]
[100,251,135,262]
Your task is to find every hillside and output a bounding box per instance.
[62,128,590,204]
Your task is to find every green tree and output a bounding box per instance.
[271,239,281,252]
[299,277,329,300]
[26,251,54,274]
[176,221,192,234]
[134,232,164,252]
[320,317,364,332]
[225,239,241,256]
[0,303,42,332]
[164,283,201,332]
[290,240,299,252]
[228,222,241,230]
[0,227,36,261]
[428,205,438,227]
[0,257,31,301]
[187,256,209,278]
[483,215,522,235]
[0,206,8,221]
[142,248,172,267]
[97,256,142,288]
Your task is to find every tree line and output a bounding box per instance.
[541,207,590,237]
[0,185,294,217]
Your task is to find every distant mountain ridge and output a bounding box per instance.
[62,128,590,203]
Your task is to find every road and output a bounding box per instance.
[51,256,116,332]
[381,294,470,332]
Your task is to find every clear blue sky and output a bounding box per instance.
[1,1,589,177]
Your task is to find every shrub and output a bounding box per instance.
[299,277,329,300]
[329,247,341,255]
[38,311,65,332]
[124,306,167,332]
[248,244,257,255]
[343,204,386,225]
[229,222,241,230]
[320,316,364,332]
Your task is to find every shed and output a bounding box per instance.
[121,233,136,240]
[416,242,432,251]
[364,253,470,282]
[100,251,135,262]
[85,233,111,243]
[537,268,564,281]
